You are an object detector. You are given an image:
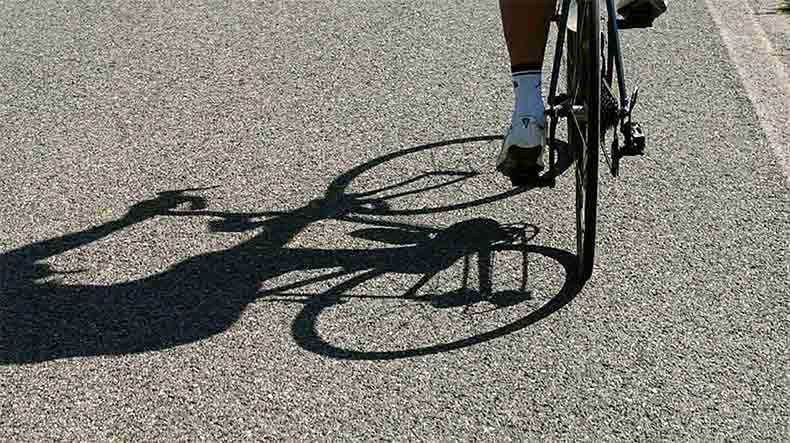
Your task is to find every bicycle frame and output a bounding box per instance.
[544,0,633,184]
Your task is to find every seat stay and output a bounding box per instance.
[605,0,629,109]
[545,0,575,186]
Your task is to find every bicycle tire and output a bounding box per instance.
[566,0,600,284]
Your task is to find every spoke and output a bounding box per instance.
[569,107,588,161]
[569,3,589,175]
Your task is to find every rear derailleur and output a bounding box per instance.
[609,87,645,177]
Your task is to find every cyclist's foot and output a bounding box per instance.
[616,0,668,25]
[496,112,546,187]
[497,69,547,187]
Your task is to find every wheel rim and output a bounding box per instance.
[567,0,600,284]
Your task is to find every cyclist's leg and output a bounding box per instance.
[496,0,557,185]
[499,0,555,68]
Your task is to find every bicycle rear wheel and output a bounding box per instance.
[566,0,601,284]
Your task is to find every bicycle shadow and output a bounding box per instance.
[0,136,579,364]
[282,224,579,361]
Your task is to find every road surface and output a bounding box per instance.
[1,0,788,440]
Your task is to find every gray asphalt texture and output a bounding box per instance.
[1,0,789,440]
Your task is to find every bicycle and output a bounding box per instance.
[539,0,652,283]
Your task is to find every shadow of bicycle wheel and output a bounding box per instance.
[289,242,579,361]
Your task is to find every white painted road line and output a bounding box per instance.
[705,0,790,185]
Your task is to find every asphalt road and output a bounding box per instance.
[1,0,788,440]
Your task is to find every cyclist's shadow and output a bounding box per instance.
[0,136,578,364]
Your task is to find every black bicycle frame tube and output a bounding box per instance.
[547,0,573,178]
[605,0,628,108]
[548,0,573,103]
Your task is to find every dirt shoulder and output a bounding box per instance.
[750,0,790,70]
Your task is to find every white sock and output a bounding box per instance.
[512,70,544,117]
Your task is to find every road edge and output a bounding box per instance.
[705,0,790,185]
